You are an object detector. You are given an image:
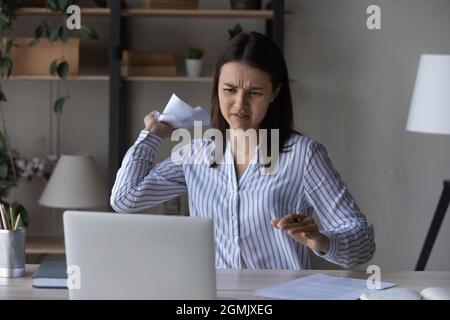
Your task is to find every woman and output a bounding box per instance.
[111,32,375,270]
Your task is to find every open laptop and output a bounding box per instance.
[63,211,216,300]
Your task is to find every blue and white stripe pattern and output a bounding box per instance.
[111,130,375,269]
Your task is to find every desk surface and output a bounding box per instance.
[1,265,449,300]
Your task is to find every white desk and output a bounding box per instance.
[1,265,449,300]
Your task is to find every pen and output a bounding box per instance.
[292,213,305,224]
[14,213,22,231]
[10,206,15,231]
[0,204,9,230]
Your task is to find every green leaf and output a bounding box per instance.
[46,0,59,11]
[0,59,6,77]
[93,0,107,7]
[11,202,29,228]
[0,163,8,180]
[21,0,36,6]
[0,13,10,25]
[0,57,13,77]
[5,38,15,57]
[57,61,69,79]
[0,88,7,102]
[0,180,17,189]
[28,24,44,46]
[187,47,204,59]
[34,25,44,39]
[54,96,69,113]
[48,25,60,42]
[80,26,99,40]
[43,18,53,32]
[49,59,59,76]
[57,0,69,10]
[59,24,69,43]
[0,131,6,152]
[229,23,243,39]
[28,38,41,47]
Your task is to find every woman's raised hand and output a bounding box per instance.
[144,111,174,139]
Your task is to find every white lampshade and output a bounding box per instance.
[406,54,450,135]
[39,154,108,209]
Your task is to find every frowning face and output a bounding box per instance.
[218,61,279,131]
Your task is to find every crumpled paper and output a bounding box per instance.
[155,94,211,129]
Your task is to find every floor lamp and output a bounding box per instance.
[406,54,450,271]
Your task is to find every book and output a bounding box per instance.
[32,261,68,289]
[360,287,450,300]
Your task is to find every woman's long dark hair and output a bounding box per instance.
[210,31,299,165]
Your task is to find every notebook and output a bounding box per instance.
[32,261,68,289]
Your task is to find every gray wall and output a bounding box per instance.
[288,0,450,271]
[3,0,450,271]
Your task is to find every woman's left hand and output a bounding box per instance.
[271,213,330,254]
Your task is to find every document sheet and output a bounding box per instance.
[255,273,397,300]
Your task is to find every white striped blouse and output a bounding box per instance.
[110,130,375,270]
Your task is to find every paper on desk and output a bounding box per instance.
[155,93,211,129]
[255,273,397,300]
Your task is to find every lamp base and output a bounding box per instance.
[415,179,450,271]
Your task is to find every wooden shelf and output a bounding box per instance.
[9,75,209,82]
[8,75,294,83]
[9,75,109,81]
[15,7,111,16]
[121,9,292,19]
[15,8,293,19]
[26,236,65,255]
[123,76,212,82]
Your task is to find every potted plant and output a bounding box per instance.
[230,0,262,10]
[0,130,29,227]
[0,0,103,227]
[0,127,59,227]
[229,23,243,39]
[185,47,204,78]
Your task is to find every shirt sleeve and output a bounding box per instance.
[110,130,187,213]
[303,140,376,268]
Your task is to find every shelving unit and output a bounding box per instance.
[120,9,291,18]
[9,75,109,81]
[108,1,287,194]
[15,7,111,16]
[10,76,296,83]
[125,76,211,82]
[15,7,293,19]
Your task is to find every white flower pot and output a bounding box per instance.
[186,59,203,77]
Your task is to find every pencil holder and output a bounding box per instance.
[0,228,26,278]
